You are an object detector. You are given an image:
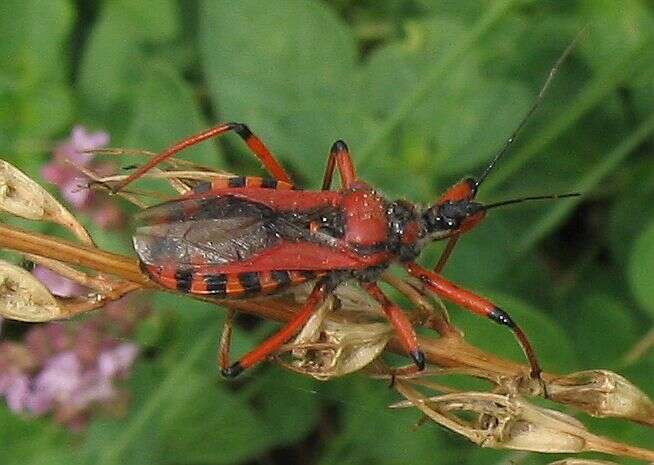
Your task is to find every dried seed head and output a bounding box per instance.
[0,160,92,244]
[547,460,621,465]
[392,390,590,453]
[548,370,654,425]
[0,260,65,321]
[279,287,393,379]
[391,386,654,461]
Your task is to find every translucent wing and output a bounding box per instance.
[133,196,280,267]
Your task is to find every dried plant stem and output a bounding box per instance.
[0,223,541,380]
[0,224,149,285]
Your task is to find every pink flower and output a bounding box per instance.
[27,352,82,414]
[2,373,30,412]
[41,125,124,229]
[0,301,145,429]
[98,343,139,379]
[32,266,87,298]
[53,125,110,165]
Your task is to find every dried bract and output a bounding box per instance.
[391,386,654,461]
[0,259,64,321]
[548,460,621,465]
[0,160,92,244]
[279,288,393,379]
[548,370,654,425]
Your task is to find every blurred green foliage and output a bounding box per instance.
[1,0,653,464]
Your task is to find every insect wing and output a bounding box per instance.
[133,196,279,267]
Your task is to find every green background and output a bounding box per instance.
[1,1,653,464]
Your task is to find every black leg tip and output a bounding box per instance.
[228,122,252,138]
[331,140,349,154]
[221,362,244,378]
[488,307,515,327]
[410,349,426,371]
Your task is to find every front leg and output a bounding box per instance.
[362,282,425,370]
[404,261,543,381]
[221,278,333,378]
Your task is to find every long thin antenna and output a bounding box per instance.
[474,27,587,190]
[483,192,580,211]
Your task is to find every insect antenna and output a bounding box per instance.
[482,192,580,211]
[473,28,587,192]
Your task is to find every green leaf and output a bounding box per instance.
[573,293,639,367]
[199,0,365,184]
[0,0,74,153]
[355,0,521,173]
[628,218,654,319]
[577,0,653,73]
[89,324,218,465]
[78,0,180,127]
[482,37,652,195]
[252,370,320,446]
[451,291,577,373]
[0,406,77,465]
[158,373,277,464]
[360,18,532,183]
[124,63,217,168]
[318,377,448,465]
[515,111,654,254]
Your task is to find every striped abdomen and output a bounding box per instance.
[143,264,325,298]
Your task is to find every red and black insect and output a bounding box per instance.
[113,38,580,380]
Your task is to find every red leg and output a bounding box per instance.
[112,122,293,193]
[221,279,332,377]
[322,140,357,190]
[363,282,425,370]
[432,178,478,272]
[404,261,542,379]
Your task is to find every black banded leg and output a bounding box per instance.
[363,282,425,370]
[112,122,294,193]
[322,140,357,190]
[221,279,333,378]
[227,122,294,185]
[405,262,544,383]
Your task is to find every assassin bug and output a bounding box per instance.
[111,35,581,380]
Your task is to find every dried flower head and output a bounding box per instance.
[548,370,654,426]
[547,460,622,465]
[0,259,65,321]
[391,386,654,461]
[0,160,92,243]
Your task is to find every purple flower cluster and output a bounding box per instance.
[42,125,124,229]
[0,301,146,430]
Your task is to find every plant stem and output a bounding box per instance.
[0,223,540,382]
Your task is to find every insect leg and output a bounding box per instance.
[321,140,357,190]
[404,261,543,380]
[112,122,293,193]
[221,278,333,378]
[432,178,477,272]
[218,309,237,371]
[362,282,425,370]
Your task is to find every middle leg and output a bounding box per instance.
[221,278,333,378]
[322,140,357,190]
[113,122,294,193]
[404,261,543,380]
[363,282,425,370]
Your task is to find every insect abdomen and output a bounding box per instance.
[190,176,294,195]
[144,265,323,298]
